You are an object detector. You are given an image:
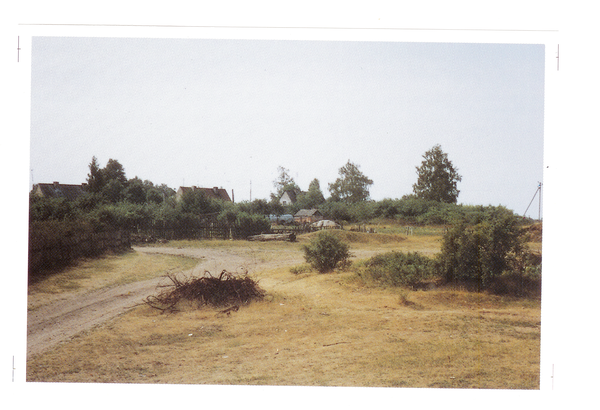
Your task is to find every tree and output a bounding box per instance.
[271,166,301,201]
[85,157,128,203]
[295,178,326,211]
[177,189,221,216]
[123,177,146,204]
[102,179,125,203]
[86,156,104,193]
[154,184,176,202]
[328,160,373,203]
[305,178,326,206]
[103,159,127,185]
[413,145,462,204]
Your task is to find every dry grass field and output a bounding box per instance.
[26,231,541,389]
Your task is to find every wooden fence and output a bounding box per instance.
[133,225,231,242]
[29,229,130,278]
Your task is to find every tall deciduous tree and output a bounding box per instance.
[413,145,462,204]
[101,159,127,203]
[328,160,373,203]
[103,159,127,185]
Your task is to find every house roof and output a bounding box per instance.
[281,190,298,203]
[281,189,308,204]
[294,209,322,217]
[32,182,86,201]
[177,186,231,202]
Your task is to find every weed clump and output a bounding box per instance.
[144,270,265,313]
[290,264,313,275]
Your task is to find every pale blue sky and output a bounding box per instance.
[30,37,545,216]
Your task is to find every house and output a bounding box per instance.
[31,182,87,201]
[176,186,232,202]
[279,190,299,206]
[294,209,324,224]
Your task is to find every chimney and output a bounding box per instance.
[53,181,59,187]
[213,186,219,195]
[232,189,235,203]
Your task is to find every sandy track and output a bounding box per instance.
[27,276,164,358]
[27,245,305,359]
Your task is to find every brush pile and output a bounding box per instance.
[144,270,265,313]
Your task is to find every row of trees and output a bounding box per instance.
[273,144,461,213]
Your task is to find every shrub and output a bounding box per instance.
[234,212,271,239]
[356,251,437,289]
[397,196,434,219]
[319,201,352,222]
[372,198,400,219]
[29,195,75,222]
[302,231,351,273]
[438,207,532,288]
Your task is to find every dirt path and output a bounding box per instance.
[26,245,306,359]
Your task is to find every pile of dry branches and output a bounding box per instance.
[144,270,265,313]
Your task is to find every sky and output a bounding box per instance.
[29,37,545,217]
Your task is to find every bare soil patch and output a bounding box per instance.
[27,244,306,358]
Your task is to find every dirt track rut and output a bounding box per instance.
[27,245,305,358]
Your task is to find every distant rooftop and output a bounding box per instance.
[176,186,232,202]
[31,182,87,201]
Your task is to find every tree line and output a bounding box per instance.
[271,144,462,214]
[30,145,530,236]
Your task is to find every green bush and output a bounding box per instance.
[319,201,352,222]
[373,198,401,219]
[438,207,530,288]
[29,195,75,222]
[356,251,436,289]
[302,231,351,273]
[234,212,271,239]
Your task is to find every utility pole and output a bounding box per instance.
[524,182,542,220]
